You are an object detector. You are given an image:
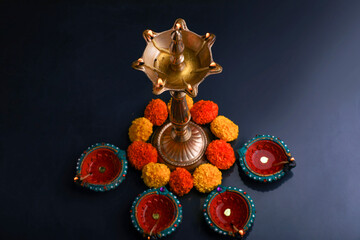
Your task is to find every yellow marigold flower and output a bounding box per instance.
[142,163,171,188]
[167,94,194,112]
[210,116,239,142]
[193,164,222,193]
[128,117,153,142]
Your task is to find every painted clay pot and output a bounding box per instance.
[74,143,128,191]
[238,135,296,182]
[131,187,182,239]
[203,186,255,237]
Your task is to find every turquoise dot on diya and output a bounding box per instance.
[203,186,255,237]
[74,143,128,191]
[237,135,296,182]
[130,187,182,239]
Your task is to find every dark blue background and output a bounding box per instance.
[1,1,360,239]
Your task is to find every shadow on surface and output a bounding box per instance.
[235,152,294,192]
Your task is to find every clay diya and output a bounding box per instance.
[131,187,182,239]
[238,135,296,182]
[74,143,128,191]
[203,186,255,237]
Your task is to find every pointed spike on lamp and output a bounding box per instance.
[143,29,157,42]
[187,83,192,91]
[157,78,164,88]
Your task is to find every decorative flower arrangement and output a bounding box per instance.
[73,97,295,240]
[190,100,218,124]
[193,163,222,193]
[205,140,236,170]
[126,98,240,196]
[210,115,239,142]
[127,141,157,170]
[144,99,168,126]
[142,162,171,188]
[169,168,193,196]
[128,117,153,142]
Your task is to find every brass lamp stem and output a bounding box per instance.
[169,91,192,142]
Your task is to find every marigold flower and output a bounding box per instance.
[205,140,236,170]
[127,141,157,170]
[190,100,218,125]
[128,117,153,142]
[169,168,193,196]
[210,116,238,142]
[193,164,222,193]
[167,95,194,112]
[142,162,171,188]
[144,99,168,126]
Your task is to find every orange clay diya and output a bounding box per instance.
[131,187,182,239]
[74,143,128,191]
[203,186,255,238]
[238,135,296,182]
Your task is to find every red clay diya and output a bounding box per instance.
[131,187,182,239]
[203,186,255,237]
[238,135,296,182]
[74,143,128,191]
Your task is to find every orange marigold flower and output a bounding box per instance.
[169,168,193,196]
[167,95,194,112]
[210,116,238,142]
[206,140,236,170]
[127,141,157,170]
[190,100,218,125]
[144,99,168,126]
[128,117,153,142]
[193,164,222,193]
[142,162,171,188]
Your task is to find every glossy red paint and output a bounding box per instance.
[136,194,177,234]
[245,140,287,175]
[208,191,249,232]
[80,148,122,185]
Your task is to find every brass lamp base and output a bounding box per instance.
[152,121,212,171]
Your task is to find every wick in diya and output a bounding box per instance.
[216,189,244,237]
[258,155,289,166]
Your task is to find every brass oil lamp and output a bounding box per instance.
[132,19,222,171]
